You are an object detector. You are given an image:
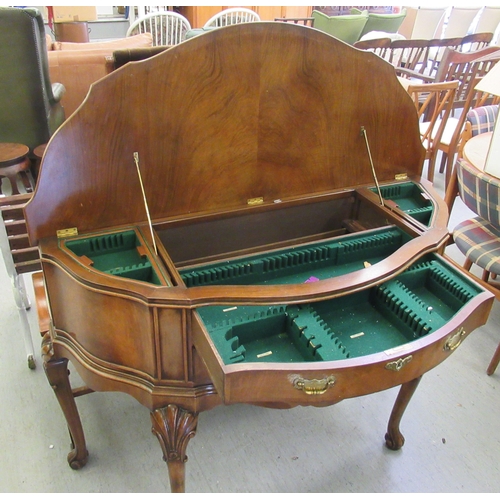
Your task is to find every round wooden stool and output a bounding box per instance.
[0,143,31,195]
[33,143,47,181]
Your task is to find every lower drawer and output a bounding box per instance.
[191,254,493,406]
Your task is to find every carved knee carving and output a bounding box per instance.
[151,405,198,493]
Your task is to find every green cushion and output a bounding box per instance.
[311,10,368,45]
[351,8,407,38]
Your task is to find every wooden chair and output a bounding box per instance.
[274,17,314,27]
[405,80,459,182]
[0,193,41,369]
[203,8,260,28]
[389,39,431,75]
[392,37,463,78]
[432,47,500,186]
[399,46,500,185]
[353,37,391,59]
[459,32,494,53]
[126,11,191,46]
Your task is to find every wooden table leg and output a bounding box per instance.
[151,405,198,493]
[42,336,89,470]
[385,376,423,450]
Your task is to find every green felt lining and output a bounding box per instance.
[65,230,163,285]
[181,226,410,287]
[198,256,481,365]
[374,182,434,226]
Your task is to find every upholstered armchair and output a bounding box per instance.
[0,7,65,155]
[311,10,368,45]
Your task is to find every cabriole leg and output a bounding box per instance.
[42,337,88,469]
[385,376,422,450]
[151,405,198,493]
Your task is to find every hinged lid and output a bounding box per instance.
[25,22,424,245]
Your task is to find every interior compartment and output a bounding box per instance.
[180,226,410,287]
[196,256,481,364]
[64,229,165,285]
[374,182,434,226]
[157,192,391,266]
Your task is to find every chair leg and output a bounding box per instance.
[444,161,458,216]
[427,153,437,182]
[481,269,491,282]
[439,152,447,174]
[487,341,500,376]
[464,258,473,271]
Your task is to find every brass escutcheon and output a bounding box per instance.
[291,375,336,395]
[385,355,413,372]
[444,327,466,351]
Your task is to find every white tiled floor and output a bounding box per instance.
[1,164,499,493]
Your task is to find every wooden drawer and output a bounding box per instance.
[190,254,493,406]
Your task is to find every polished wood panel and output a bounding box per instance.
[26,23,423,245]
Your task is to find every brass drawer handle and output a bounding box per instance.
[291,375,336,395]
[444,327,466,351]
[385,355,413,372]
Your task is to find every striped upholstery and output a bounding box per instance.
[453,158,500,274]
[467,105,499,137]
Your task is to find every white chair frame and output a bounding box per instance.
[203,8,260,28]
[127,11,191,46]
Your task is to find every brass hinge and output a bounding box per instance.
[56,227,78,238]
[247,197,264,206]
[395,173,408,181]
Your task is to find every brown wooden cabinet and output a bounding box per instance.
[25,23,493,493]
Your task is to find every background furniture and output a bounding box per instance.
[47,33,153,117]
[0,143,31,196]
[274,17,314,27]
[406,81,459,182]
[126,11,191,46]
[0,192,40,369]
[353,37,391,58]
[351,7,407,39]
[453,158,500,283]
[474,6,500,40]
[397,46,500,186]
[179,6,311,28]
[451,157,500,377]
[458,104,498,161]
[438,7,482,39]
[203,8,260,28]
[311,9,368,45]
[0,7,65,156]
[431,47,500,186]
[111,46,170,70]
[398,7,446,40]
